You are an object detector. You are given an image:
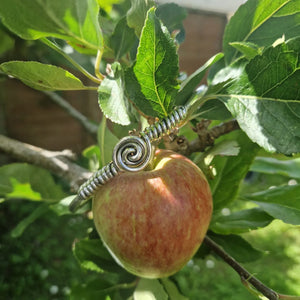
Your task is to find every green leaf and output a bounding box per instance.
[254,202,300,225]
[160,278,188,300]
[216,38,300,155]
[6,178,41,201]
[224,97,300,155]
[201,140,240,166]
[209,60,247,88]
[11,204,49,238]
[98,62,131,125]
[70,275,136,300]
[244,184,300,206]
[210,208,273,235]
[0,0,102,51]
[224,39,300,97]
[97,0,124,13]
[133,279,168,300]
[97,116,119,167]
[209,131,259,210]
[70,278,114,300]
[0,26,14,56]
[156,3,187,44]
[50,195,90,216]
[243,184,300,225]
[82,145,101,172]
[194,98,232,120]
[127,0,155,37]
[110,17,137,60]
[73,238,124,273]
[0,61,88,91]
[124,66,156,117]
[133,7,179,118]
[0,163,65,202]
[175,53,224,106]
[207,56,226,84]
[229,41,262,60]
[210,234,263,263]
[251,157,300,179]
[223,0,300,64]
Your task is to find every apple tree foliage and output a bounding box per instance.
[0,0,300,298]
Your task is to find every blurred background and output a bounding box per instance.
[1,1,300,299]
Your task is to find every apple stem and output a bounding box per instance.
[204,236,300,300]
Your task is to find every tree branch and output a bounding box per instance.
[164,119,240,156]
[0,134,92,191]
[204,236,300,300]
[43,91,98,138]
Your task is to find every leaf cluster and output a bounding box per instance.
[1,0,300,299]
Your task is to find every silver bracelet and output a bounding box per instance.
[69,106,188,212]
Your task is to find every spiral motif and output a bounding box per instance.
[113,135,154,172]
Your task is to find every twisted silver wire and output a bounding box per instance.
[113,135,153,172]
[69,106,187,212]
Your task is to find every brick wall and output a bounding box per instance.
[179,11,226,75]
[1,80,99,152]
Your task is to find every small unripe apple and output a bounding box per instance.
[92,149,213,278]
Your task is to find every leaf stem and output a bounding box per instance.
[65,86,98,91]
[99,116,107,167]
[204,236,300,300]
[94,49,105,80]
[40,38,101,84]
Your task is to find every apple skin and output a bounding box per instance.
[92,149,213,278]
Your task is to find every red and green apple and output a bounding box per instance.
[92,149,213,278]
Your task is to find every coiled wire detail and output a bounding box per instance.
[69,106,187,212]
